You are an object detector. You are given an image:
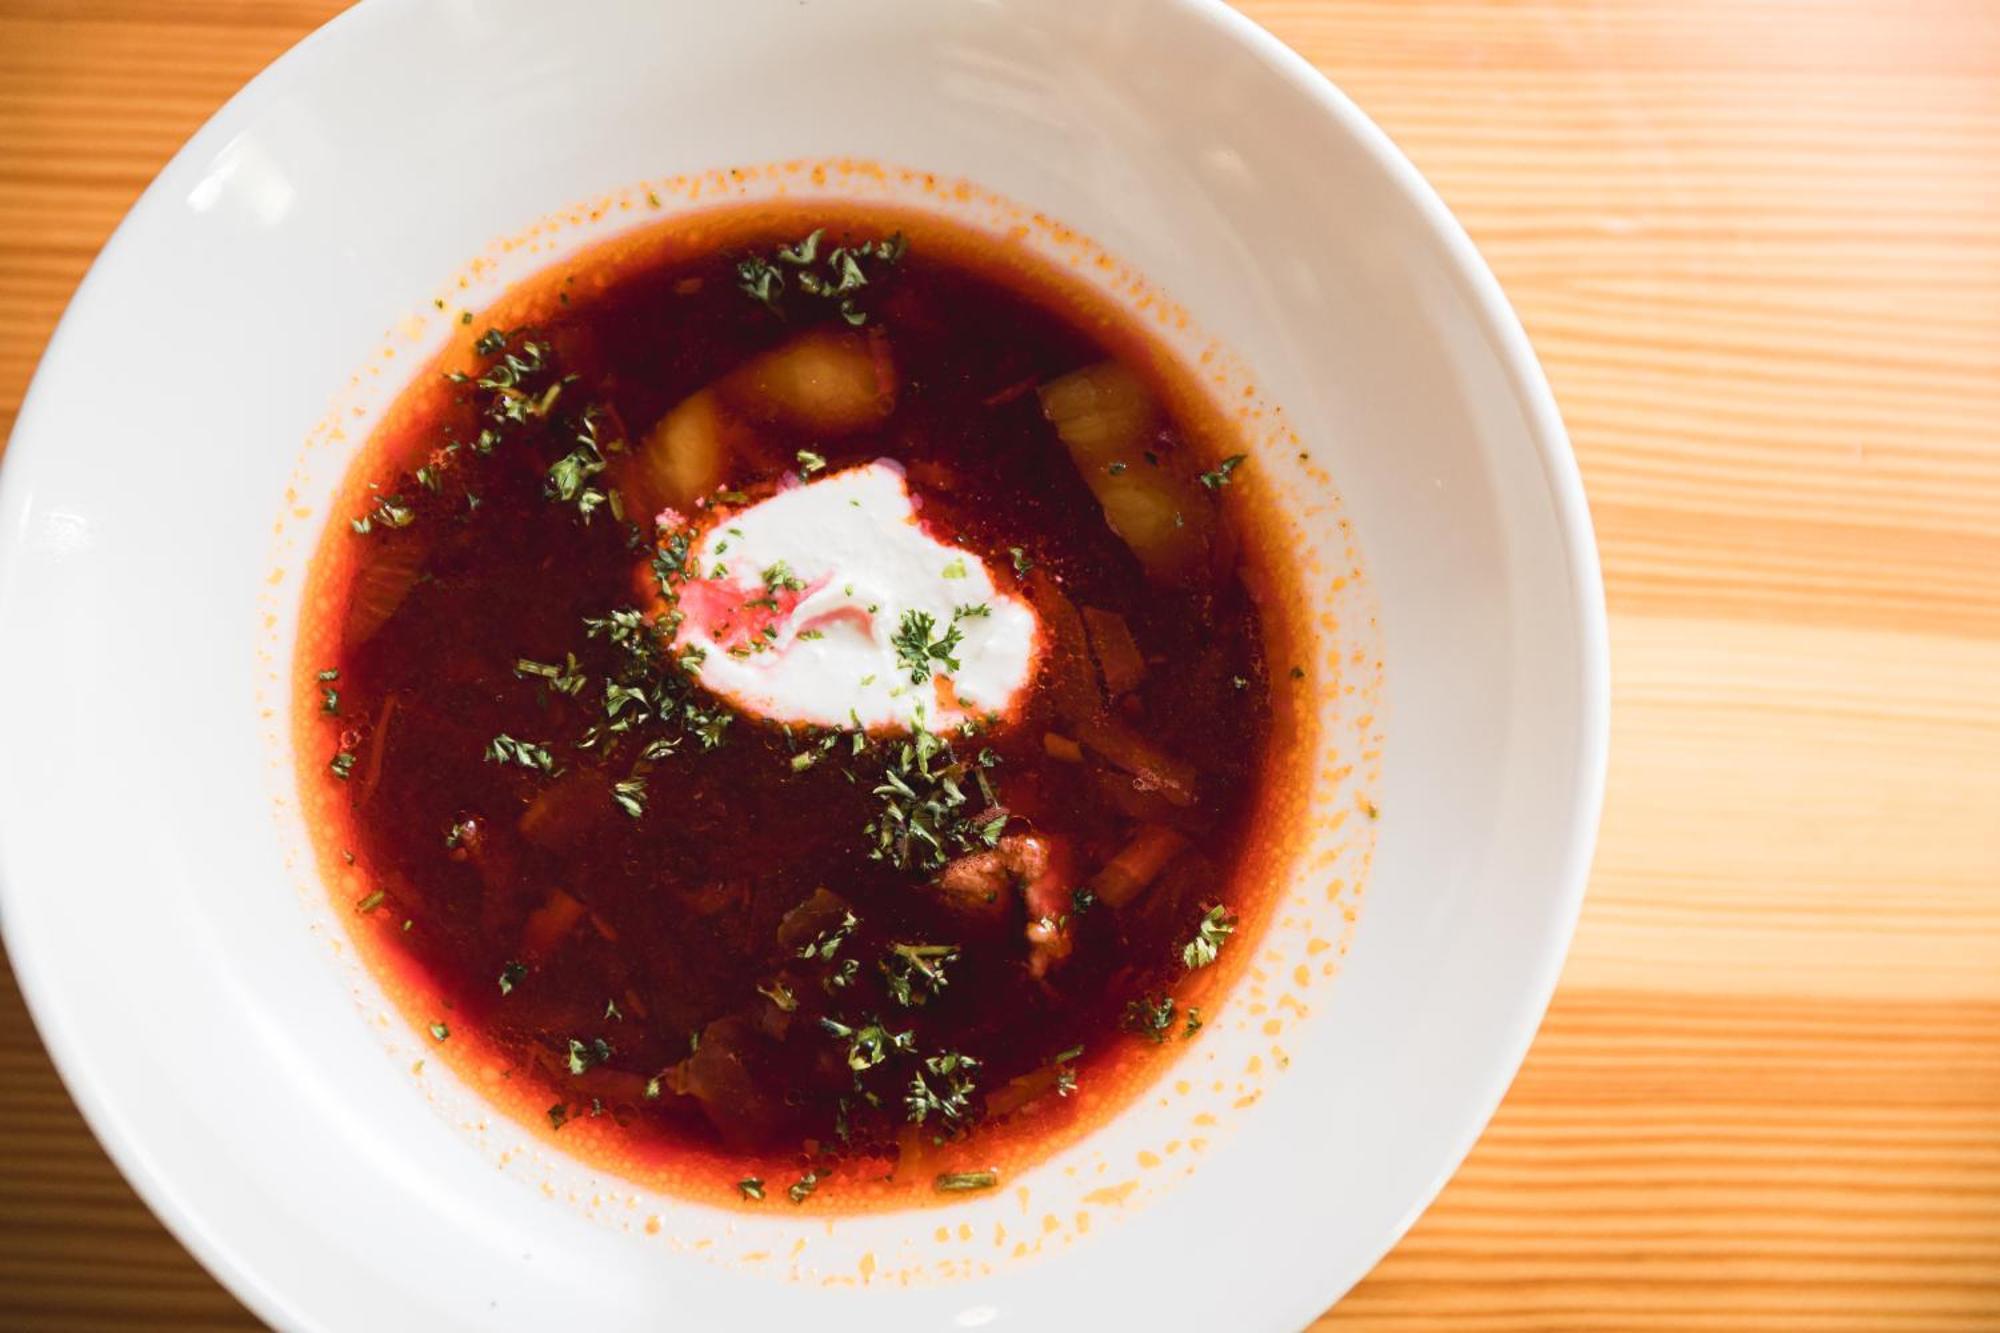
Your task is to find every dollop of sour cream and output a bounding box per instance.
[670,462,1040,731]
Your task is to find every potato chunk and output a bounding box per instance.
[637,387,737,512]
[635,328,894,512]
[717,327,893,434]
[1037,361,1212,584]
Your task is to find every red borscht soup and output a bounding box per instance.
[295,203,1309,1209]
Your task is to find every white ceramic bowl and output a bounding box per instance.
[0,1,1605,1328]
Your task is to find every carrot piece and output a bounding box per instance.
[1043,732,1084,763]
[985,1064,1062,1118]
[352,693,398,808]
[1088,764,1185,825]
[1081,606,1146,694]
[520,888,586,960]
[517,769,615,852]
[1087,825,1190,909]
[1026,570,1102,726]
[1075,713,1197,807]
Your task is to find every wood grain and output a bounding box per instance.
[2,0,1997,1327]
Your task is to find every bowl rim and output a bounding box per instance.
[1192,6,1606,1326]
[0,0,1609,1324]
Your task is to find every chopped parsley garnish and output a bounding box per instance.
[1290,665,1305,680]
[880,942,959,1008]
[484,733,556,774]
[761,559,807,594]
[906,1051,980,1133]
[892,605,987,685]
[1054,1045,1084,1097]
[941,557,968,580]
[737,228,908,325]
[316,668,339,682]
[1182,904,1237,970]
[738,1177,766,1201]
[573,605,735,753]
[1183,1006,1204,1039]
[789,730,842,771]
[1121,994,1177,1044]
[354,889,386,914]
[611,776,647,818]
[429,1021,451,1042]
[547,1102,569,1131]
[736,254,785,316]
[820,1016,915,1071]
[756,980,798,1013]
[797,911,859,963]
[459,329,559,427]
[515,652,588,696]
[351,494,416,535]
[329,750,357,780]
[320,687,340,715]
[796,449,827,477]
[544,407,621,522]
[1009,547,1033,576]
[934,1170,999,1193]
[1070,887,1098,915]
[865,716,1005,872]
[787,1171,820,1204]
[565,1036,612,1075]
[497,961,527,995]
[1198,454,1247,490]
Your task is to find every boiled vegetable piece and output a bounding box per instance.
[518,769,615,852]
[353,693,398,808]
[1028,572,1196,804]
[1036,360,1153,456]
[636,329,894,512]
[776,887,855,953]
[1037,361,1212,584]
[520,888,587,960]
[1025,570,1103,727]
[1088,764,1187,826]
[985,1062,1063,1118]
[1086,824,1189,909]
[344,535,426,645]
[932,848,1020,924]
[637,388,738,512]
[1075,712,1197,807]
[1081,606,1146,694]
[716,326,894,434]
[669,1015,794,1150]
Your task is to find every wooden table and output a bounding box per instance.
[3,1,1996,1326]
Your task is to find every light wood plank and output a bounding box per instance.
[3,0,1998,1327]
